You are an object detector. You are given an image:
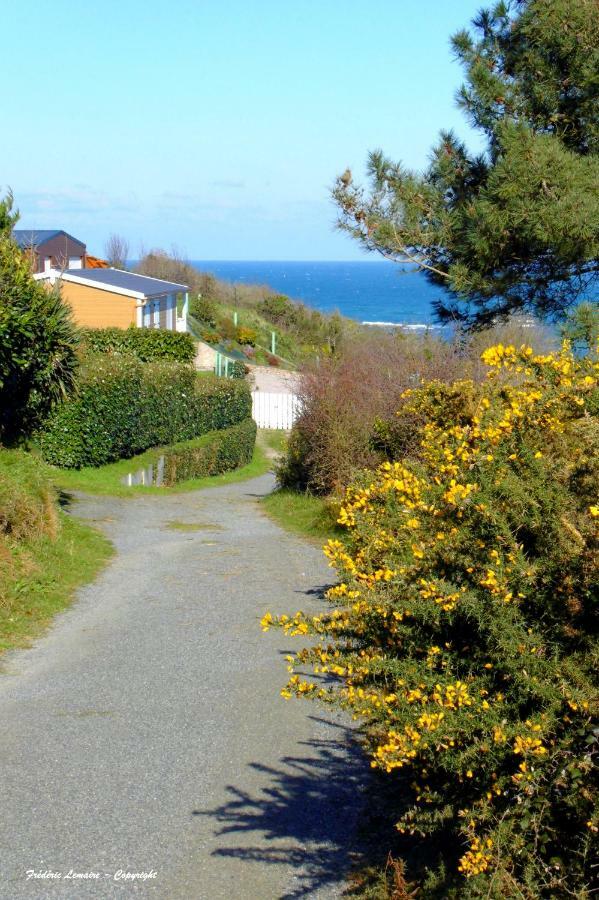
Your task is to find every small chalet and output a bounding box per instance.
[13,229,86,273]
[36,267,189,332]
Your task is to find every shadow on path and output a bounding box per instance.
[192,717,369,899]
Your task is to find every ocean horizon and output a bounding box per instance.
[190,259,448,329]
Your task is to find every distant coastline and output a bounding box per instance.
[190,259,446,328]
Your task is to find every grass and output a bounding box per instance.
[164,520,223,532]
[0,507,113,657]
[259,429,289,455]
[261,488,341,543]
[52,430,282,497]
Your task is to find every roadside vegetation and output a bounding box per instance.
[0,196,112,655]
[262,489,340,543]
[0,192,79,446]
[0,450,112,654]
[265,342,598,898]
[276,319,556,496]
[38,353,252,469]
[46,428,279,497]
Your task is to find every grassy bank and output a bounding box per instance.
[261,488,340,543]
[0,451,113,656]
[52,429,284,497]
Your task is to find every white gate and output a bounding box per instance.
[251,392,300,430]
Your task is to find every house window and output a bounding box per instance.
[68,256,83,269]
[153,300,160,328]
[44,256,53,272]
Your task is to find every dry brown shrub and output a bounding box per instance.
[277,330,467,494]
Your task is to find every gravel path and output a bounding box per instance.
[0,475,366,900]
[247,367,300,394]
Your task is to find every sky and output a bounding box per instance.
[3,0,484,260]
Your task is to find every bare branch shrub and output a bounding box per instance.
[104,233,130,269]
[277,330,467,494]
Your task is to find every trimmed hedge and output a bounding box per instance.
[39,354,251,468]
[82,327,196,364]
[161,417,257,485]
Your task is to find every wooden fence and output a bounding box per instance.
[251,392,301,430]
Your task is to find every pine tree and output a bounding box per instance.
[333,0,599,328]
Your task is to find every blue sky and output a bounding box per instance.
[4,0,483,260]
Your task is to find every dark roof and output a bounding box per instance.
[64,267,188,297]
[13,229,86,249]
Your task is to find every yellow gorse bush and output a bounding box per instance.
[263,343,599,898]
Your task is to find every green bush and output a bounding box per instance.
[198,329,221,345]
[189,295,218,327]
[39,355,251,468]
[257,294,296,326]
[161,417,256,485]
[230,360,248,379]
[82,327,195,364]
[0,194,79,444]
[236,325,257,346]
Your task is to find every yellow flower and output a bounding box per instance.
[260,612,274,631]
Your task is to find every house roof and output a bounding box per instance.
[57,267,189,299]
[13,229,86,249]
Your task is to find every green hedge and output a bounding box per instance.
[39,354,251,468]
[161,417,257,485]
[82,327,196,364]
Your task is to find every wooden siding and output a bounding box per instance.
[28,234,86,273]
[60,281,137,329]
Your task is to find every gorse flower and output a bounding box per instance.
[263,344,598,896]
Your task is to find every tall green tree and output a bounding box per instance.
[0,192,79,444]
[333,0,599,328]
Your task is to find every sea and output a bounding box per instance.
[191,260,447,330]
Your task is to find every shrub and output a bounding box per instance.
[39,355,251,468]
[219,317,238,342]
[198,329,221,345]
[265,352,280,367]
[230,361,248,379]
[276,332,466,494]
[81,327,195,364]
[257,294,296,326]
[264,343,599,898]
[161,417,256,485]
[189,294,218,327]
[0,194,78,444]
[236,325,257,346]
